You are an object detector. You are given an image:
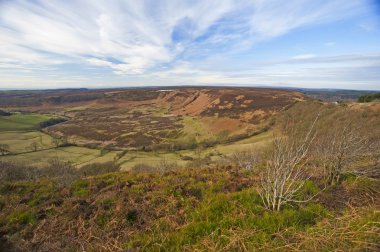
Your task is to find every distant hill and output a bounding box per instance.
[0,87,305,149]
[298,88,379,101]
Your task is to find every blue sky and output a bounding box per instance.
[0,0,379,90]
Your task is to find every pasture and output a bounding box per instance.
[0,113,53,131]
[0,113,272,170]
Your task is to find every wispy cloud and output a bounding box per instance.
[324,42,336,47]
[0,0,369,72]
[292,54,316,60]
[0,0,378,89]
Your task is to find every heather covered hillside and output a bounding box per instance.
[1,93,379,251]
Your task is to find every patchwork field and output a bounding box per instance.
[1,87,303,150]
[2,88,378,171]
[0,113,53,131]
[0,116,272,170]
[0,87,291,169]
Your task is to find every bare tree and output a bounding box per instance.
[259,114,319,211]
[315,123,371,186]
[231,149,261,171]
[28,142,40,152]
[157,157,177,174]
[0,160,38,182]
[42,157,78,186]
[51,138,62,148]
[0,144,10,155]
[61,135,69,146]
[193,146,205,167]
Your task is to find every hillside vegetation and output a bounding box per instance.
[0,166,379,251]
[358,92,380,103]
[0,88,379,251]
[0,88,303,150]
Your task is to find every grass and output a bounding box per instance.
[0,130,271,170]
[0,146,116,167]
[181,116,212,142]
[0,113,54,131]
[0,167,378,251]
[7,210,36,225]
[0,131,54,153]
[0,112,274,170]
[0,109,276,173]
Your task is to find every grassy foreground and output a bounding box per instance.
[0,167,379,251]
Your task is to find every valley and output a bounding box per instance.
[0,87,297,170]
[1,87,379,251]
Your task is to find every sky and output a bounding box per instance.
[0,0,380,90]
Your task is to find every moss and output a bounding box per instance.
[73,188,89,197]
[71,180,89,196]
[302,180,320,195]
[0,182,34,196]
[27,185,59,207]
[99,198,115,210]
[7,211,36,225]
[96,214,110,228]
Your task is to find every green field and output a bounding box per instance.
[0,113,272,170]
[0,113,54,131]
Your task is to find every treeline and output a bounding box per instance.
[358,93,380,102]
[39,117,67,128]
[0,110,11,116]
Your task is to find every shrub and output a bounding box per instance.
[358,93,380,102]
[126,209,138,223]
[96,214,110,227]
[0,110,11,116]
[40,158,78,186]
[131,163,156,173]
[39,117,66,128]
[0,161,38,182]
[78,162,120,176]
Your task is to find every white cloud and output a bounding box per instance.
[0,0,369,73]
[292,54,316,60]
[0,0,377,89]
[324,42,336,47]
[248,0,368,39]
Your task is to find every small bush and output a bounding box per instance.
[96,214,110,227]
[126,209,138,223]
[131,163,156,173]
[79,162,120,176]
[358,93,380,102]
[39,117,66,128]
[0,161,38,182]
